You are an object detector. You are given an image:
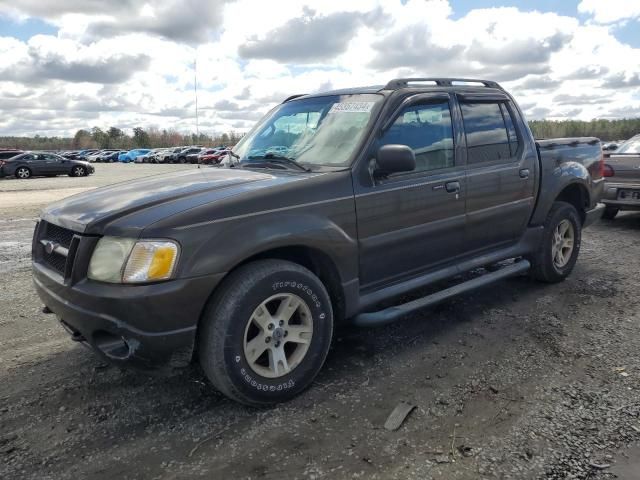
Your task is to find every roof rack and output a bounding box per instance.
[282,94,307,103]
[383,78,503,91]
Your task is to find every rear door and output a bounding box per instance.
[456,95,536,253]
[354,93,467,288]
[29,153,48,174]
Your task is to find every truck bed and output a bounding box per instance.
[530,137,604,226]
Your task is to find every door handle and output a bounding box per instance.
[519,168,530,179]
[445,181,460,193]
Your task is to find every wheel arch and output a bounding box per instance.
[530,178,591,226]
[554,182,590,224]
[192,244,348,363]
[200,244,346,326]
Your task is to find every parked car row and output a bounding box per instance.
[142,146,230,164]
[54,146,231,165]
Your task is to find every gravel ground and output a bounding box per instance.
[1,165,639,479]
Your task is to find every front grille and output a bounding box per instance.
[46,251,68,274]
[45,222,74,249]
[37,221,80,277]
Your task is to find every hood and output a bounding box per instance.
[41,167,304,234]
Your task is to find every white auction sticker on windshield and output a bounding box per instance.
[329,102,375,113]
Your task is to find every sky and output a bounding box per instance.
[0,0,639,137]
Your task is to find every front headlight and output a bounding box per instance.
[88,237,179,284]
[122,240,179,283]
[88,237,136,283]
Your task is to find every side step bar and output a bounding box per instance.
[353,260,530,327]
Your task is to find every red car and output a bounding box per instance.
[198,149,229,165]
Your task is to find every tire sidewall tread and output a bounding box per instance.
[199,259,333,406]
[531,201,582,283]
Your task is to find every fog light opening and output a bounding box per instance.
[93,331,132,360]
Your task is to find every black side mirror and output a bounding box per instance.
[375,144,416,176]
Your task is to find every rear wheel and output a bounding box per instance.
[71,165,86,177]
[530,201,582,283]
[602,206,619,220]
[15,167,31,179]
[198,259,333,406]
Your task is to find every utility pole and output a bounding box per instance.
[194,52,199,138]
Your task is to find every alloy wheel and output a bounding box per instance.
[243,293,313,378]
[551,219,574,268]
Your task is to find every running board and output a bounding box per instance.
[353,260,530,327]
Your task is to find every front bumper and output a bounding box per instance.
[32,239,223,370]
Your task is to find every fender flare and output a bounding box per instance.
[182,212,359,285]
[530,161,592,226]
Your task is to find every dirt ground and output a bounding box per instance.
[1,164,639,480]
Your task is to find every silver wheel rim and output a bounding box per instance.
[17,168,29,178]
[552,219,574,268]
[74,167,84,176]
[243,293,313,379]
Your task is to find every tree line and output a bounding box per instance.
[528,119,640,141]
[1,119,639,151]
[0,127,245,151]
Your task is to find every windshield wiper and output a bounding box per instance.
[226,150,241,167]
[247,153,311,172]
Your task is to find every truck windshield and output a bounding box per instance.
[231,94,383,169]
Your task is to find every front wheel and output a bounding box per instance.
[530,201,582,283]
[198,259,333,406]
[71,166,86,177]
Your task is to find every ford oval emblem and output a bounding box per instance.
[45,241,58,255]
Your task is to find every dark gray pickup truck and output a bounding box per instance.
[33,78,604,405]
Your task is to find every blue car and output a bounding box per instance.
[118,149,151,163]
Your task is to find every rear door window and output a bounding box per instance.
[460,102,512,164]
[500,103,521,156]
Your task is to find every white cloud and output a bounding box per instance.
[578,0,640,24]
[0,0,639,136]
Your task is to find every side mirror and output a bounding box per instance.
[375,144,416,176]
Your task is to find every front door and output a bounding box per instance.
[354,94,467,289]
[42,154,63,174]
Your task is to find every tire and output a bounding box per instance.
[530,201,582,283]
[15,166,31,179]
[602,206,619,220]
[198,259,333,406]
[178,156,186,164]
[71,166,86,177]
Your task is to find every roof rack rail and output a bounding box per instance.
[282,94,307,103]
[383,78,502,90]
